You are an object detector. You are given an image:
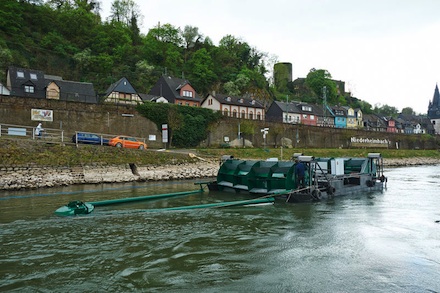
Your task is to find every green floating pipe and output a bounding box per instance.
[140,197,275,212]
[89,189,204,207]
[55,189,204,216]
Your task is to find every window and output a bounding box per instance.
[17,71,24,78]
[241,111,246,119]
[310,115,315,120]
[302,106,312,112]
[249,112,253,120]
[223,109,229,116]
[208,99,212,105]
[257,113,261,120]
[233,109,237,118]
[182,90,193,97]
[30,73,37,80]
[303,114,308,119]
[24,85,34,93]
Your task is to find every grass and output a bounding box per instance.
[1,138,439,167]
[0,139,198,167]
[196,147,440,160]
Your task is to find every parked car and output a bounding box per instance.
[109,136,147,150]
[72,132,109,145]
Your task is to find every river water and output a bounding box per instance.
[1,165,439,292]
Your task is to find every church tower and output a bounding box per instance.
[427,84,440,134]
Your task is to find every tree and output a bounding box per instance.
[186,48,216,94]
[401,107,415,115]
[239,120,256,147]
[182,25,203,63]
[305,68,338,104]
[374,104,399,117]
[167,106,184,148]
[109,0,142,27]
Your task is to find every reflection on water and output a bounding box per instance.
[1,165,440,292]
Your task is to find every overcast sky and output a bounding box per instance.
[100,0,440,114]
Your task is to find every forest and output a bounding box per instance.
[0,0,410,116]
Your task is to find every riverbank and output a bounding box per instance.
[1,156,439,191]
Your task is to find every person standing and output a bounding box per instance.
[35,123,44,138]
[295,159,306,188]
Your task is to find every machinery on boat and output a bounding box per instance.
[207,153,387,202]
[55,200,95,216]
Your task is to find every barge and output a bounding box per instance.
[207,153,387,202]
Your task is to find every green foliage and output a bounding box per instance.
[374,104,399,117]
[136,102,222,147]
[305,68,338,103]
[401,107,415,115]
[0,1,274,101]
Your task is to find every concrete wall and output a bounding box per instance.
[1,95,438,150]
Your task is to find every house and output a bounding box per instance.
[316,104,336,127]
[331,106,347,128]
[342,106,357,128]
[266,101,300,124]
[7,66,46,98]
[427,84,440,134]
[377,114,397,133]
[148,75,201,106]
[139,93,168,103]
[294,102,319,126]
[201,93,265,120]
[354,108,363,128]
[6,66,97,103]
[104,77,142,105]
[398,113,435,135]
[0,82,10,95]
[363,114,387,132]
[46,79,96,103]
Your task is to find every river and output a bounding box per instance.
[1,165,439,292]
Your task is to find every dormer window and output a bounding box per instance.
[30,73,37,80]
[251,100,255,105]
[226,97,231,102]
[24,85,34,93]
[182,90,193,97]
[239,98,244,103]
[17,71,24,78]
[302,105,312,112]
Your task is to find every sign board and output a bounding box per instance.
[31,109,53,122]
[8,127,27,136]
[162,124,168,143]
[149,135,156,141]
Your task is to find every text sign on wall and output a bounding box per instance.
[31,109,53,122]
[162,124,168,143]
[351,137,389,148]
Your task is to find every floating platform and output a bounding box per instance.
[207,153,387,202]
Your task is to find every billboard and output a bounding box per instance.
[31,109,53,122]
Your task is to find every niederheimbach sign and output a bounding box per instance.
[351,137,389,148]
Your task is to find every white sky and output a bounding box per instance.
[100,0,440,114]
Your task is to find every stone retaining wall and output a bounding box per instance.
[0,158,439,191]
[0,162,219,190]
